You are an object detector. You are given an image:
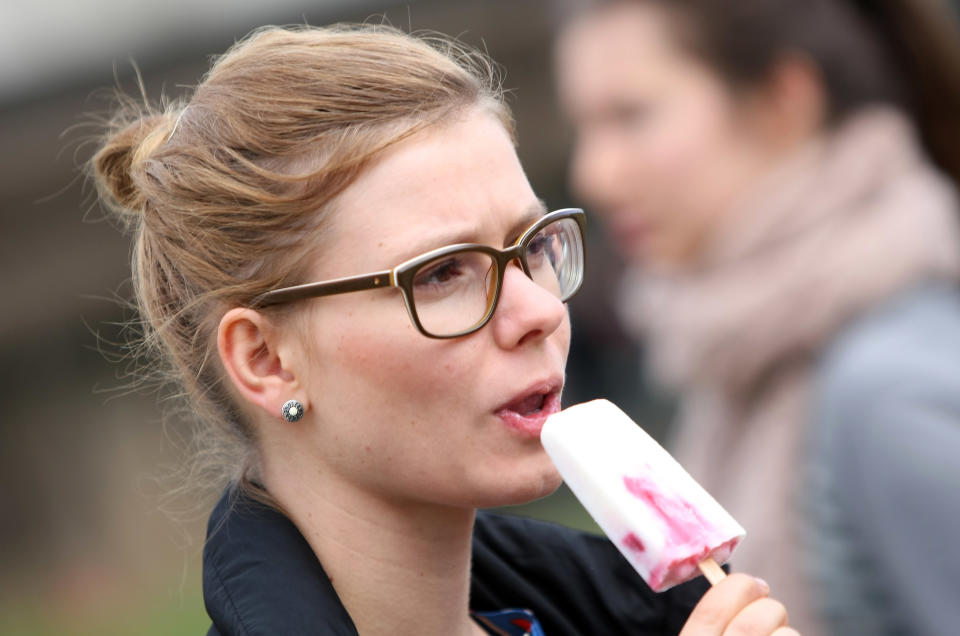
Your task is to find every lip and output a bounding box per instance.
[494,378,564,438]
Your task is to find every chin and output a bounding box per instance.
[479,465,564,508]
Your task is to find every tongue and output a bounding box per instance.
[513,393,545,416]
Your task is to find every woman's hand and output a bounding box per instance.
[679,573,799,635]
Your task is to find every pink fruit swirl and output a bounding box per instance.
[619,474,740,591]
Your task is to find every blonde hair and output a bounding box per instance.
[91,24,512,500]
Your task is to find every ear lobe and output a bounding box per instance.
[217,307,307,422]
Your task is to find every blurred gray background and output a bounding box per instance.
[0,1,658,633]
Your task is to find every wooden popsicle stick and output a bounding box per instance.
[698,557,727,585]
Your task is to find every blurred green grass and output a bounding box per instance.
[0,575,208,636]
[0,486,595,635]
[495,483,601,534]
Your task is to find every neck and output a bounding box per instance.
[265,465,484,636]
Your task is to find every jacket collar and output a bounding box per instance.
[202,487,359,635]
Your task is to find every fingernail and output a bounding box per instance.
[754,577,770,594]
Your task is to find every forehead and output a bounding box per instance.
[556,5,698,108]
[315,110,541,275]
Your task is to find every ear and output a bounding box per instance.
[217,307,308,423]
[752,53,827,150]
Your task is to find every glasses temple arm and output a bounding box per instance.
[251,270,394,307]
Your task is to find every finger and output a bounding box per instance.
[771,629,800,635]
[724,597,789,636]
[679,573,770,635]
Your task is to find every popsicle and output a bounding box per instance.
[540,399,745,592]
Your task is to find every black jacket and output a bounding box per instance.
[202,488,709,635]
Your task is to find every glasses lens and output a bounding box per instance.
[410,250,498,336]
[525,217,584,301]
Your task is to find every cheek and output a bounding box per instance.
[308,317,473,480]
[329,325,461,412]
[570,129,634,209]
[353,341,460,398]
[632,92,752,228]
[311,293,481,443]
[641,103,731,196]
[301,294,572,506]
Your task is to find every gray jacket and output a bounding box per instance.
[808,282,960,635]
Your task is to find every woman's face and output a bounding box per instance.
[556,3,780,268]
[289,109,570,509]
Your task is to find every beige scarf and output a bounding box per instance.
[620,107,960,397]
[616,107,960,636]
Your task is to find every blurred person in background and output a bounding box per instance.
[89,23,799,636]
[555,1,960,634]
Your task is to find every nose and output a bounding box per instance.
[490,261,568,348]
[571,132,624,212]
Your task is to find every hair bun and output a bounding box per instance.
[93,113,175,214]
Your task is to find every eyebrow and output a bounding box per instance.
[400,200,550,258]
[504,200,551,247]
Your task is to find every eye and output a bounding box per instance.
[527,232,552,256]
[413,256,465,289]
[526,231,559,270]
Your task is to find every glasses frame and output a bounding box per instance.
[251,208,586,338]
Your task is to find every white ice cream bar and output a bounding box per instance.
[541,399,745,592]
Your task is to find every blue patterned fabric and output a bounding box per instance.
[473,608,546,636]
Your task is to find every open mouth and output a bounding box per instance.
[511,392,548,416]
[495,384,562,436]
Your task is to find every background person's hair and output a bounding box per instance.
[89,24,511,503]
[574,0,960,184]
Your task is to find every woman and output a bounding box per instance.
[91,24,796,636]
[555,1,960,635]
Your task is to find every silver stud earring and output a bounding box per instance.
[281,399,305,422]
